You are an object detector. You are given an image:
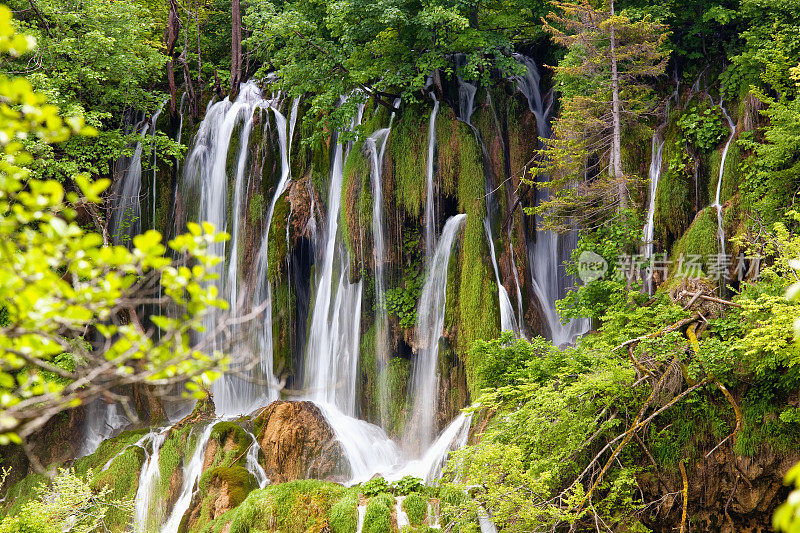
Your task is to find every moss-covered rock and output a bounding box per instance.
[223,479,347,533]
[184,466,258,532]
[90,445,147,530]
[328,487,360,533]
[254,401,348,483]
[402,492,427,526]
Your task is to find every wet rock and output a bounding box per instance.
[254,400,348,482]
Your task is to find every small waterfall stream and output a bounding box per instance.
[713,98,736,255]
[643,131,665,294]
[109,123,148,246]
[485,219,520,336]
[405,214,467,452]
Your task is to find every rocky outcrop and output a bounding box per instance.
[254,401,348,483]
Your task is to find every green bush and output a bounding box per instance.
[401,492,427,525]
[363,493,394,533]
[391,475,424,496]
[329,489,359,533]
[360,476,389,497]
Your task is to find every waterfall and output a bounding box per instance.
[109,123,148,246]
[713,98,735,255]
[405,214,467,451]
[249,97,300,402]
[513,53,589,346]
[77,400,130,457]
[425,94,440,257]
[245,433,270,488]
[133,429,170,531]
[396,411,472,482]
[395,497,410,529]
[484,219,519,336]
[161,423,216,532]
[366,114,395,427]
[180,81,292,415]
[508,227,525,337]
[642,131,665,294]
[304,102,365,415]
[149,103,165,232]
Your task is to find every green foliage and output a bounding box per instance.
[0,469,127,533]
[385,231,424,328]
[391,476,424,496]
[557,210,644,321]
[360,476,389,497]
[243,0,543,140]
[0,12,228,442]
[677,104,728,151]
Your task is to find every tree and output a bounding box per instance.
[230,0,242,97]
[243,0,548,139]
[529,0,669,230]
[0,6,233,467]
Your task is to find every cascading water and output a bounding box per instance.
[513,53,589,346]
[245,433,270,488]
[713,98,736,255]
[366,112,396,427]
[133,429,170,532]
[404,214,467,452]
[484,219,520,336]
[642,131,665,294]
[304,122,363,414]
[109,123,148,246]
[397,411,472,483]
[149,103,165,232]
[180,82,291,415]
[161,423,216,532]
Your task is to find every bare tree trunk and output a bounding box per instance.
[164,0,181,120]
[609,0,626,209]
[230,0,242,98]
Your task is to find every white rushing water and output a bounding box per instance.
[161,423,216,532]
[366,100,398,428]
[397,411,472,483]
[404,214,467,452]
[134,429,170,532]
[713,98,736,255]
[642,131,665,294]
[514,53,589,346]
[245,432,270,488]
[180,81,296,415]
[303,105,365,415]
[485,219,520,336]
[109,122,148,246]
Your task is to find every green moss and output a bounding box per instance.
[387,105,427,219]
[363,493,394,533]
[341,139,370,261]
[653,139,693,248]
[381,357,411,437]
[1,473,47,517]
[328,487,360,533]
[272,278,294,378]
[268,196,290,283]
[248,192,264,224]
[402,492,427,526]
[72,428,149,476]
[670,207,719,271]
[91,445,146,530]
[226,480,346,533]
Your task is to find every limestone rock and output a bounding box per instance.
[254,400,348,483]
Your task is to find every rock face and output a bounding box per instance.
[254,401,348,483]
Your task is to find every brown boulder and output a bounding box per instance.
[254,401,348,483]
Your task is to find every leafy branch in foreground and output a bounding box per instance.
[0,5,237,465]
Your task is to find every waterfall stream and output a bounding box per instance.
[485,219,520,336]
[713,98,736,255]
[514,53,589,346]
[404,214,467,452]
[643,131,665,294]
